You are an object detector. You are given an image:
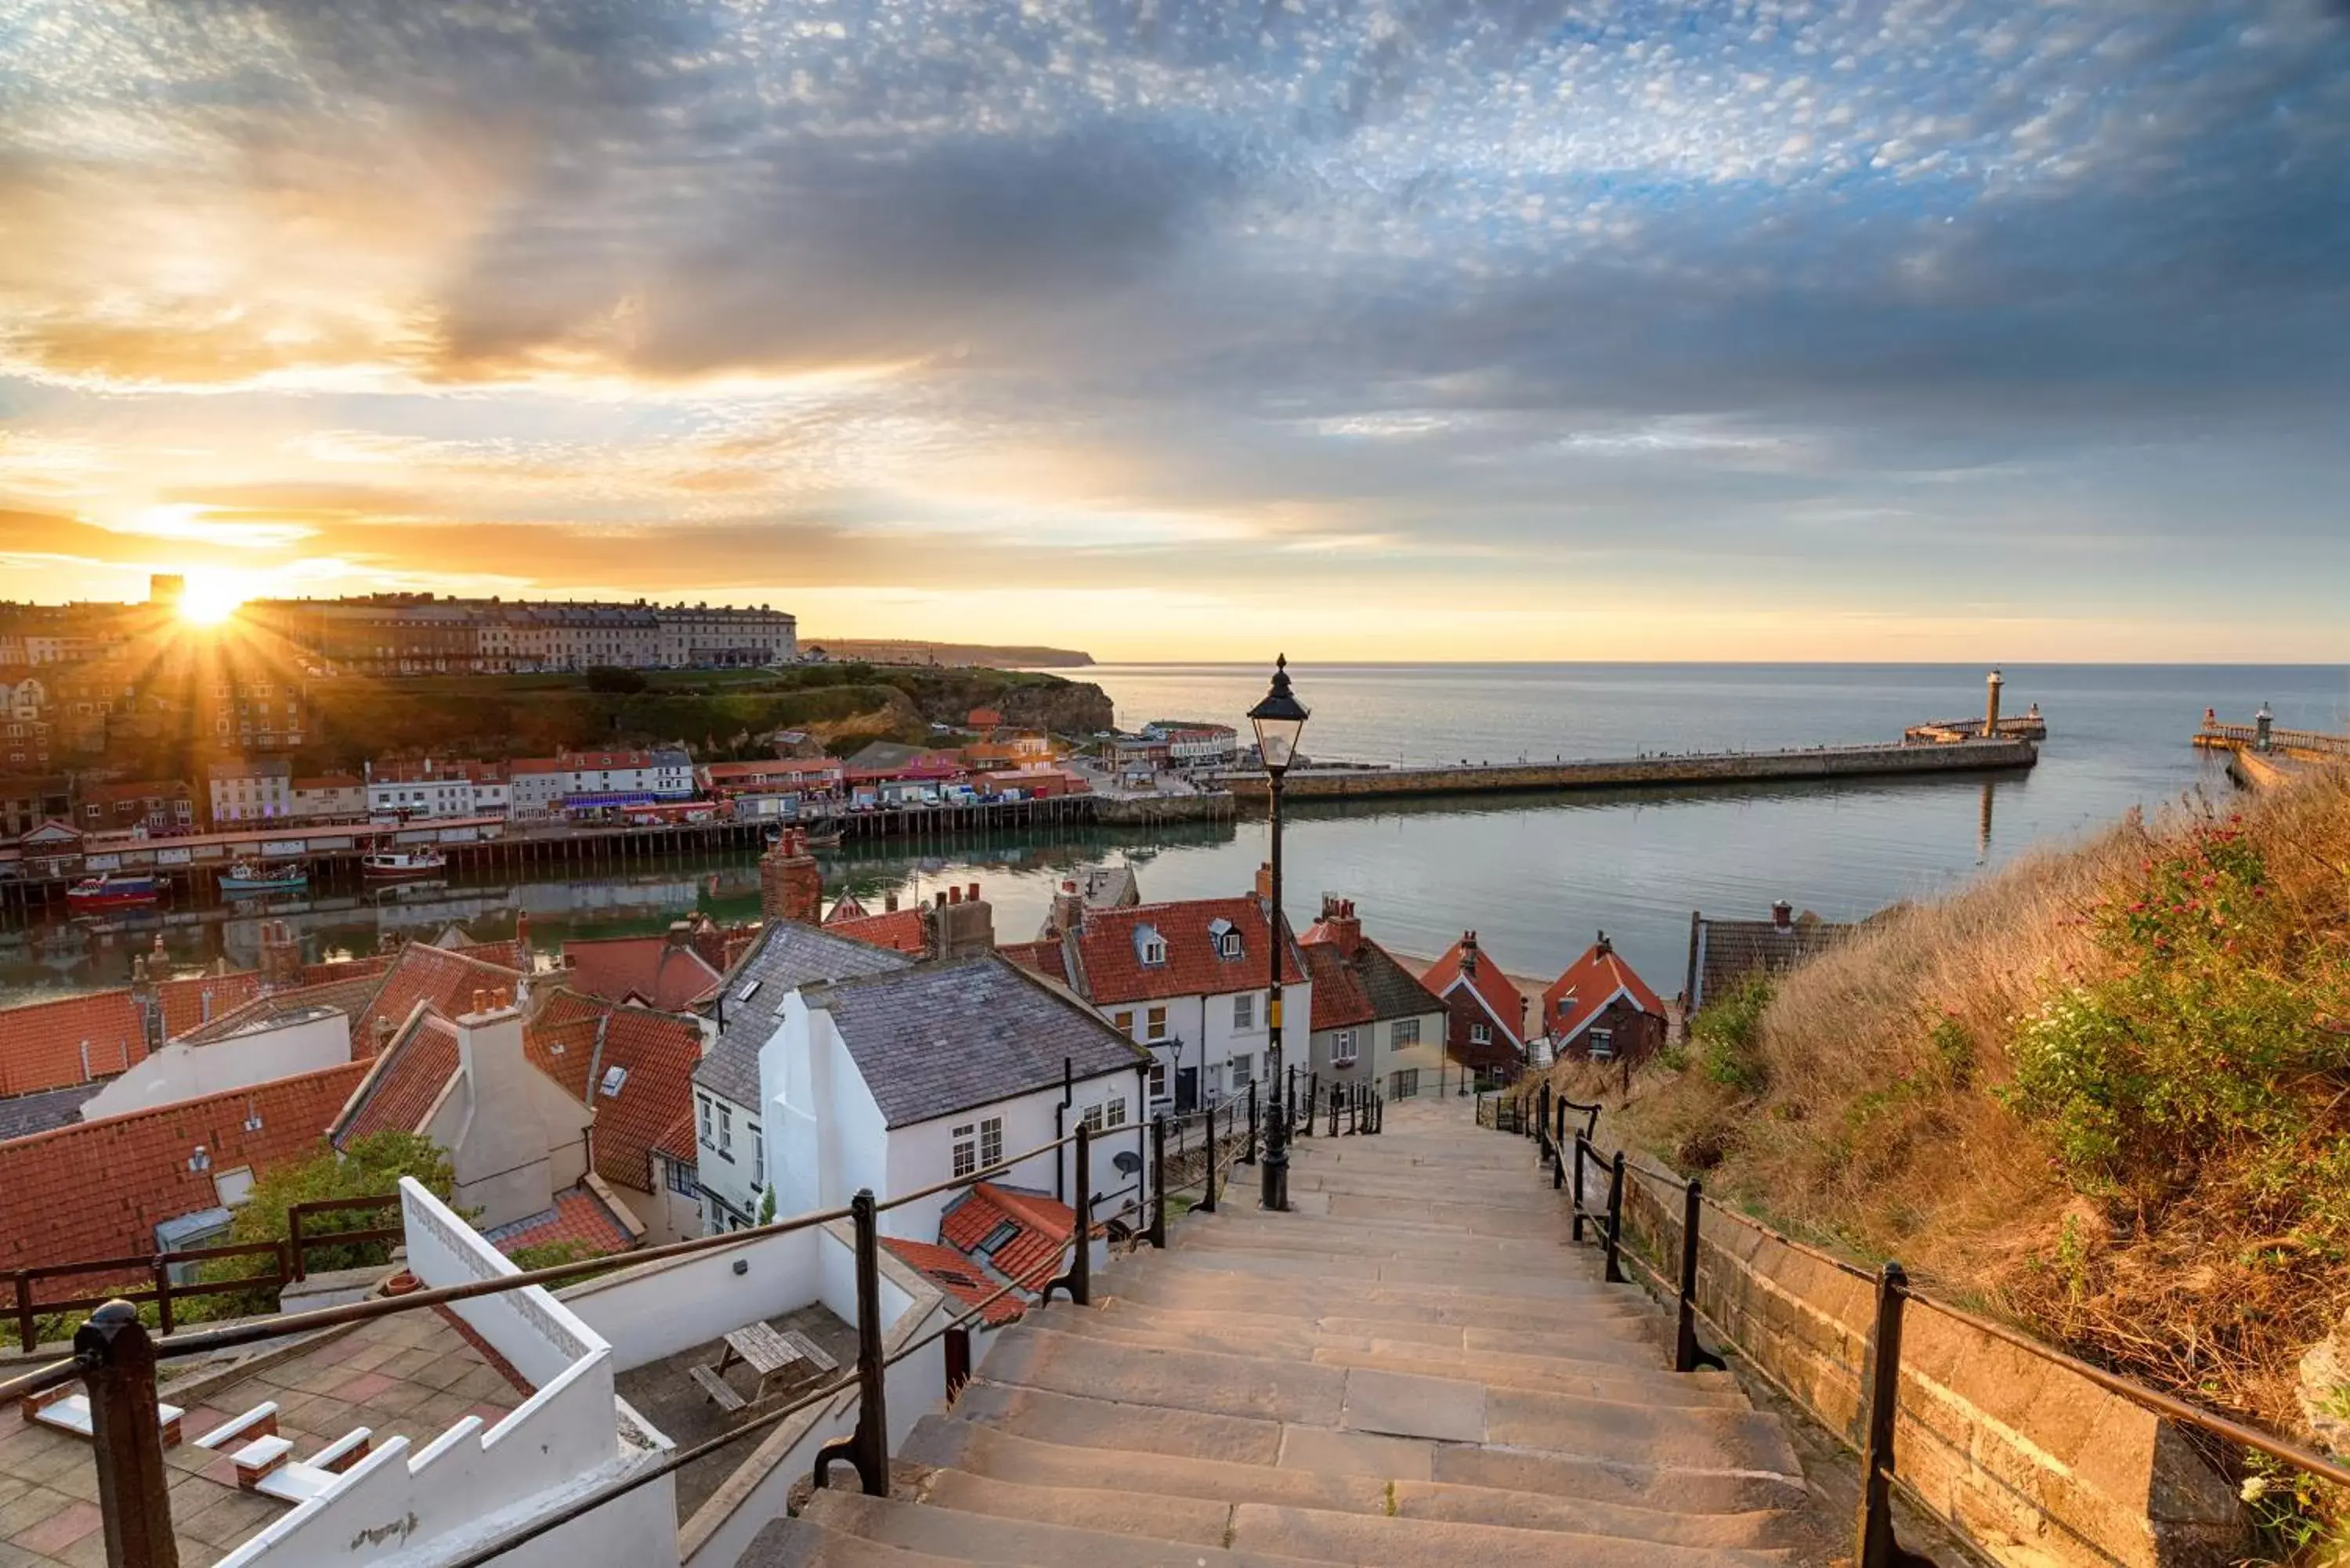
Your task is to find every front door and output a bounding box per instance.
[1175,1067,1198,1115]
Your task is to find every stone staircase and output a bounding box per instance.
[748,1093,1824,1566]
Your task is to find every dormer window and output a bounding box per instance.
[1208,918,1242,959]
[1136,924,1167,966]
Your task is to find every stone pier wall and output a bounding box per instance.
[1596,1153,2246,1568]
[1227,738,2037,804]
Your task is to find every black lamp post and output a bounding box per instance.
[1249,654,1309,1212]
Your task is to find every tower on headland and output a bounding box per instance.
[1985,667,2004,735]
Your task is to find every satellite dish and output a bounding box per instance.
[1112,1151,1143,1176]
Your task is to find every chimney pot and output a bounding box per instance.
[1772,901,1794,930]
[472,987,486,1013]
[884,891,899,912]
[967,883,979,901]
[949,887,961,905]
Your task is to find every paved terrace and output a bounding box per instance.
[0,1310,522,1566]
[749,1092,1842,1566]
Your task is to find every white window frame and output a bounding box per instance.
[1470,1022,1491,1045]
[1145,1006,1170,1042]
[980,1117,1003,1169]
[1106,1097,1128,1129]
[1082,1104,1105,1133]
[1332,1029,1358,1065]
[717,1103,733,1155]
[952,1123,978,1178]
[1589,1028,1615,1061]
[1143,939,1167,966]
[750,1126,764,1187]
[1233,993,1255,1030]
[1391,1017,1420,1047]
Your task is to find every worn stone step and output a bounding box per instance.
[798,1490,1301,1567]
[1029,1307,1734,1404]
[914,1468,1232,1547]
[740,1516,971,1567]
[1105,1253,1629,1310]
[1480,1382,1801,1477]
[977,1322,1348,1425]
[1224,1501,1793,1568]
[1089,1296,1675,1366]
[1097,1266,1655,1333]
[1169,1223,1570,1266]
[945,1378,1287,1466]
[903,1417,1790,1548]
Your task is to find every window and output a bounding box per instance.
[1113,1010,1134,1038]
[1390,1068,1420,1100]
[1230,1055,1252,1087]
[1143,938,1166,965]
[1470,1022,1491,1045]
[1391,1017,1421,1047]
[952,1123,978,1178]
[1589,1028,1615,1061]
[1148,1060,1167,1098]
[1332,1030,1358,1065]
[750,1127,764,1187]
[980,1117,1003,1168]
[1082,1103,1105,1133]
[1145,1006,1169,1042]
[699,1097,713,1143]
[717,1104,733,1155]
[666,1158,700,1196]
[1106,1097,1128,1128]
[1233,993,1255,1030]
[1220,931,1243,959]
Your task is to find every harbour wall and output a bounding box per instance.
[1225,737,2038,804]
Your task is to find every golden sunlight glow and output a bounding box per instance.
[177,569,246,627]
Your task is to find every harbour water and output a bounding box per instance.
[4,663,2342,1006]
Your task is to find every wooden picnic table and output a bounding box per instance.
[692,1321,844,1414]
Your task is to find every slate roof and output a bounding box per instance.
[559,933,723,1010]
[801,954,1148,1129]
[1687,909,1856,1012]
[1543,941,1668,1042]
[693,920,913,1108]
[1298,910,1444,1033]
[0,1061,366,1274]
[0,1080,104,1143]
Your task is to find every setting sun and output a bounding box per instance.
[176,570,246,627]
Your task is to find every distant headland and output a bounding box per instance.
[804,640,1094,668]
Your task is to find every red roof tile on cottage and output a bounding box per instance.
[559,933,722,1010]
[157,971,263,1039]
[1058,898,1305,1006]
[940,1183,1079,1293]
[1299,942,1376,1032]
[523,989,703,1193]
[351,943,525,1054]
[334,1013,461,1144]
[1423,932,1528,1048]
[825,907,927,957]
[0,988,144,1099]
[1542,938,1666,1043]
[995,939,1069,988]
[0,1061,367,1274]
[484,1185,636,1260]
[880,1237,1025,1325]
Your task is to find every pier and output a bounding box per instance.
[2193,708,2350,765]
[1224,735,2038,805]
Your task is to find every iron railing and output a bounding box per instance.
[1517,1097,2350,1568]
[0,1111,1236,1568]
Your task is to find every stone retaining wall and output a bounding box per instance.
[1598,1154,2246,1568]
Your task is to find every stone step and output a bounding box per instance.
[796,1490,1300,1566]
[1103,1252,1628,1308]
[1169,1223,1570,1266]
[742,1516,974,1567]
[1097,1266,1654,1333]
[975,1322,1347,1425]
[1029,1306,1736,1405]
[1089,1296,1675,1366]
[904,1418,1790,1548]
[914,1468,1231,1548]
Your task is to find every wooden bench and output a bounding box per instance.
[689,1363,747,1412]
[779,1329,839,1375]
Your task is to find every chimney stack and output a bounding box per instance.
[1254,862,1274,901]
[758,826,822,925]
[258,919,302,990]
[1771,901,1794,931]
[924,886,996,962]
[1459,930,1479,977]
[884,891,899,913]
[1596,928,1612,956]
[1047,879,1084,937]
[1317,895,1362,956]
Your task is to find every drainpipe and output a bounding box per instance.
[1054,1057,1073,1201]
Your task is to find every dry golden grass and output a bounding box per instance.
[1552,765,2350,1435]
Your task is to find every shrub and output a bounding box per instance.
[585,666,649,694]
[1692,974,1774,1096]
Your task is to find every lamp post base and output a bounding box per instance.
[1260,1107,1290,1212]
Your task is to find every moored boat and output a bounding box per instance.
[360,847,446,879]
[65,873,163,910]
[220,860,309,894]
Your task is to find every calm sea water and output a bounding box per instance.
[5,664,2343,1006]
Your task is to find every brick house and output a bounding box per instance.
[1420,930,1528,1081]
[1542,933,1668,1067]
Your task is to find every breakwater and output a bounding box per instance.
[1223,736,2037,804]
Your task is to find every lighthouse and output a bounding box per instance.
[1984,668,2004,736]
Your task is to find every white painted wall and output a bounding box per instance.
[80,1013,349,1121]
[561,1225,821,1374]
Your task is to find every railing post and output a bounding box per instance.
[1676,1180,1726,1373]
[1570,1134,1586,1238]
[1856,1262,1931,1568]
[1538,1082,1553,1164]
[1307,1072,1319,1134]
[1603,1152,1626,1284]
[813,1189,889,1498]
[78,1299,179,1568]
[1285,1064,1296,1130]
[1199,1104,1218,1214]
[14,1270,36,1354]
[1148,1116,1168,1248]
[1242,1080,1257,1165]
[150,1259,174,1339]
[1043,1125,1092,1307]
[287,1205,306,1283]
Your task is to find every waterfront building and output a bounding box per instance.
[1541,932,1668,1068]
[0,774,71,836]
[207,756,294,826]
[364,756,510,819]
[74,779,193,836]
[1297,896,1450,1102]
[698,756,845,818]
[1142,719,1241,771]
[999,881,1311,1118]
[1421,930,1531,1082]
[288,771,367,822]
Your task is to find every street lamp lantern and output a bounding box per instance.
[1249,656,1309,1212]
[1248,655,1311,773]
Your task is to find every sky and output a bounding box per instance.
[1,0,2346,663]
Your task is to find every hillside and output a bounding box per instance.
[803,640,1094,668]
[1564,767,2350,1455]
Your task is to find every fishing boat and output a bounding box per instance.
[220,860,309,894]
[65,873,163,910]
[360,847,446,880]
[768,825,844,849]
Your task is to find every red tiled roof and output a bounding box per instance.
[0,1061,368,1274]
[157,971,263,1039]
[299,952,398,987]
[524,989,703,1193]
[559,935,721,1010]
[1542,941,1666,1042]
[996,940,1068,988]
[1423,937,1527,1047]
[334,1013,461,1143]
[826,908,927,956]
[880,1237,1025,1325]
[652,1110,696,1164]
[179,974,387,1050]
[1299,942,1376,1032]
[940,1183,1078,1293]
[486,1186,635,1260]
[352,943,525,1052]
[1063,898,1306,1006]
[0,988,143,1099]
[449,939,527,970]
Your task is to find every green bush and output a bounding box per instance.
[1692,974,1774,1096]
[585,665,649,695]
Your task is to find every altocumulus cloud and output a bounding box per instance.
[0,0,2347,653]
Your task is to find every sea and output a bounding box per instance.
[5,664,2345,1006]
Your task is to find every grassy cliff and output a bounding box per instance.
[1574,768,2350,1452]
